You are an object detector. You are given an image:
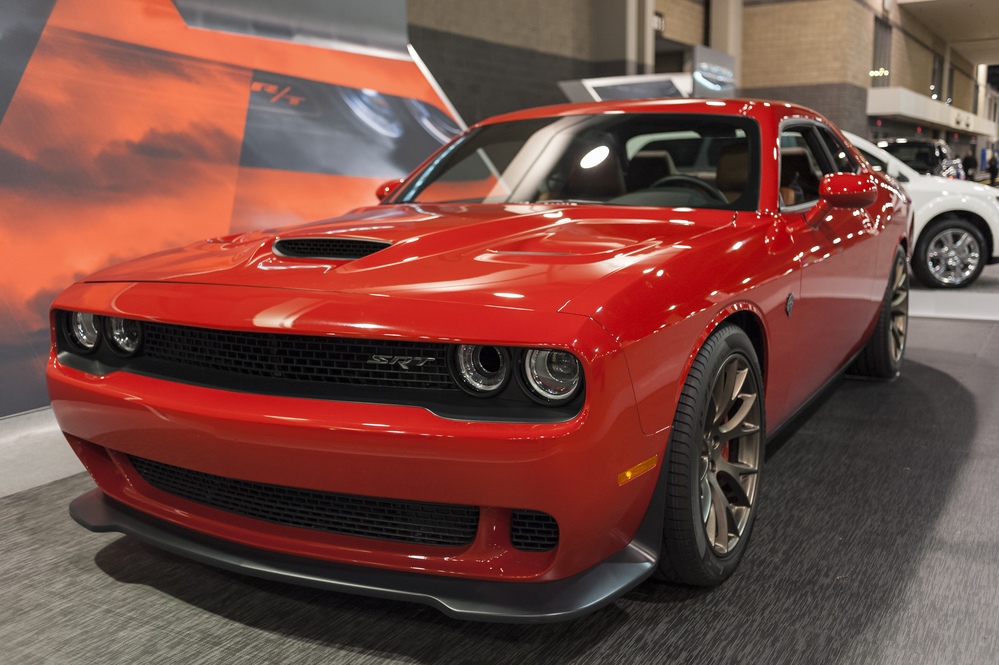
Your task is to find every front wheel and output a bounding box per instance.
[658,325,765,586]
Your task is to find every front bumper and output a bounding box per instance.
[50,281,666,589]
[70,469,664,623]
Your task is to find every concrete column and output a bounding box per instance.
[709,0,742,84]
[942,43,951,104]
[977,64,988,117]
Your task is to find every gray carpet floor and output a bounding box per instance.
[2,318,997,664]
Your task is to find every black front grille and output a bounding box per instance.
[142,322,457,390]
[129,456,480,547]
[273,237,390,260]
[510,509,559,551]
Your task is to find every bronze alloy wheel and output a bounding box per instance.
[926,228,981,286]
[658,324,765,586]
[851,244,909,379]
[699,355,762,555]
[889,257,908,363]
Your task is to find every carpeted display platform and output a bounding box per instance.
[2,319,997,664]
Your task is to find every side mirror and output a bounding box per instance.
[375,178,406,202]
[819,173,877,209]
[896,173,909,183]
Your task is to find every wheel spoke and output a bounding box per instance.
[718,393,757,438]
[700,476,711,523]
[712,363,736,424]
[716,456,758,482]
[707,475,731,551]
[891,289,907,309]
[719,420,760,442]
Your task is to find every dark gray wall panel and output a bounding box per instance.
[739,83,870,135]
[409,25,627,124]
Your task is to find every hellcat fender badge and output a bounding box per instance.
[367,355,435,370]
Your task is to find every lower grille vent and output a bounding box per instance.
[510,509,559,551]
[129,456,480,547]
[273,237,390,260]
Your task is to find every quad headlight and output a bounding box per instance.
[65,311,101,352]
[452,344,509,395]
[522,349,582,402]
[105,316,143,356]
[450,344,583,404]
[62,311,143,356]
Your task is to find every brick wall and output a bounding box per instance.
[890,30,934,96]
[407,0,595,60]
[742,0,870,89]
[656,0,704,46]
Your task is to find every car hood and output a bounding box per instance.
[910,174,997,197]
[85,204,735,312]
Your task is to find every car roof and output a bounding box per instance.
[474,98,826,127]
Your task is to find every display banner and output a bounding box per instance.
[0,0,460,417]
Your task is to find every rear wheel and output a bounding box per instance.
[658,325,764,585]
[912,216,986,288]
[851,244,908,379]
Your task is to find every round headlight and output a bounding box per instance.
[452,344,509,395]
[67,311,101,352]
[523,349,581,402]
[105,317,142,356]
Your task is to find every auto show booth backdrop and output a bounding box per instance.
[0,0,462,417]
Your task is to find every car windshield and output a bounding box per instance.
[394,113,761,211]
[882,143,939,174]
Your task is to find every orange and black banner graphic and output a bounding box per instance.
[0,0,459,416]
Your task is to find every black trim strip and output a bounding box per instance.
[69,464,666,623]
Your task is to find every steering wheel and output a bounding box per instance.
[649,175,729,203]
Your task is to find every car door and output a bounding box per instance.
[778,123,880,407]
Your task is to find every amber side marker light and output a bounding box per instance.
[618,455,658,485]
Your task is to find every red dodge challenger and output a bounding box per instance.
[49,99,911,622]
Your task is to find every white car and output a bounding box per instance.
[844,131,999,288]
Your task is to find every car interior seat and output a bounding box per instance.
[625,142,679,191]
[780,148,822,206]
[715,142,749,203]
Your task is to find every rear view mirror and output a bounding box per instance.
[375,178,406,202]
[819,173,878,209]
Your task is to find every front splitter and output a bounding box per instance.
[69,476,664,623]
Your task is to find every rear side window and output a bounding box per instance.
[857,148,887,173]
[816,127,858,173]
[779,127,827,207]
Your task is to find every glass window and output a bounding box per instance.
[857,148,888,173]
[396,114,761,211]
[779,127,826,207]
[816,127,858,173]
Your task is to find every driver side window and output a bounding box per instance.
[779,127,826,207]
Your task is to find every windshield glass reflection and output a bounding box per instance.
[396,113,761,211]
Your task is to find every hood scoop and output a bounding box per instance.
[272,237,392,261]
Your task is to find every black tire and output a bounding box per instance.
[851,245,908,379]
[912,216,987,289]
[658,324,765,586]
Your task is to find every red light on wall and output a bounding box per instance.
[954,133,959,139]
[917,126,922,132]
[877,119,882,126]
